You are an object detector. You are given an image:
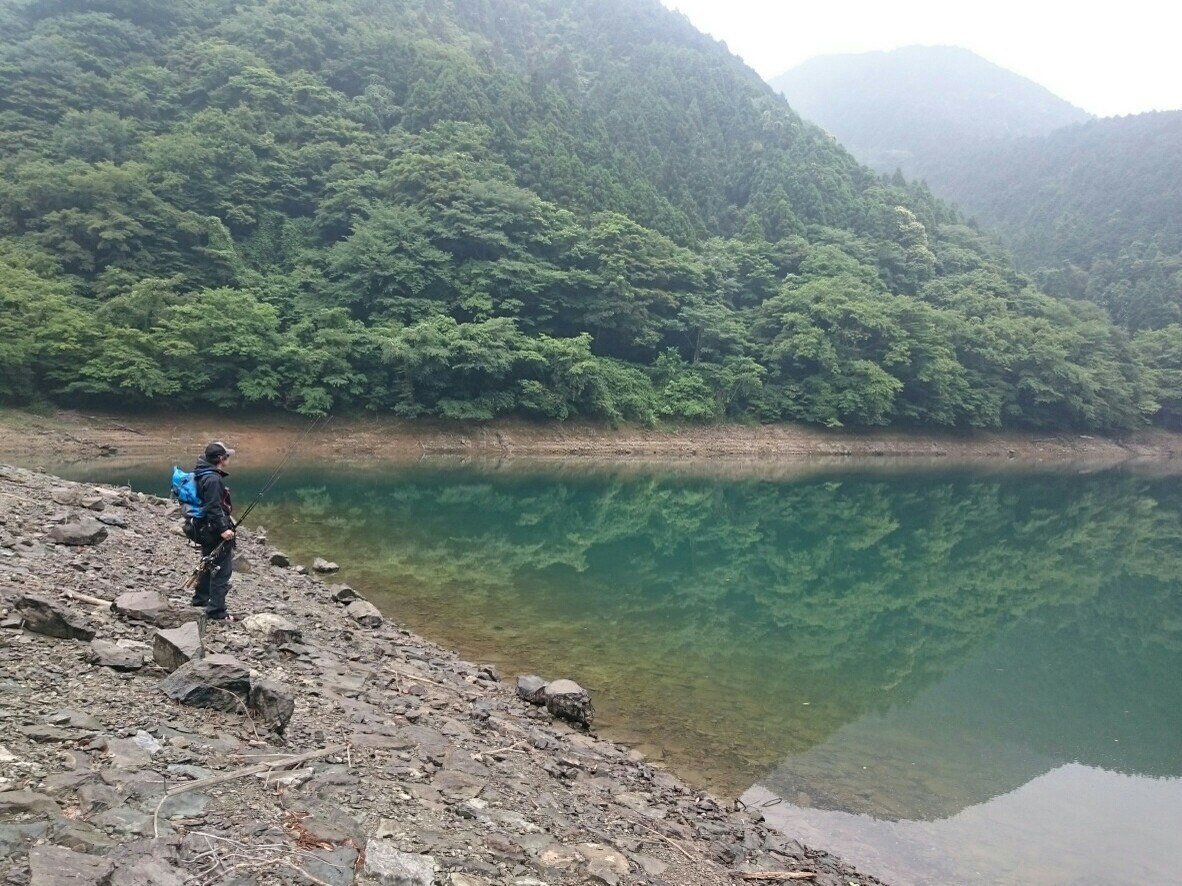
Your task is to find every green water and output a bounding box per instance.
[53,459,1182,884]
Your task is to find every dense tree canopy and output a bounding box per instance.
[0,0,1171,429]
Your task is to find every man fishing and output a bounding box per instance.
[190,441,237,621]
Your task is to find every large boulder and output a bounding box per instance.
[46,518,108,546]
[16,595,95,641]
[159,654,250,712]
[312,557,339,574]
[346,600,382,628]
[543,679,594,727]
[153,623,204,673]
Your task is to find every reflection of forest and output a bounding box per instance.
[250,466,1182,796]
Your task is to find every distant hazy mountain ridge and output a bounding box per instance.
[770,46,1092,176]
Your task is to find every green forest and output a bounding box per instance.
[0,0,1172,430]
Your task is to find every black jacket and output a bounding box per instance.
[193,457,233,534]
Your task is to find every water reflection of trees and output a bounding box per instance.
[266,469,1182,793]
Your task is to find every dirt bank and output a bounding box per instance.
[0,408,1178,471]
[0,463,886,886]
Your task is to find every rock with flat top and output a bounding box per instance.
[16,594,95,641]
[47,518,108,546]
[543,679,594,726]
[88,639,144,671]
[113,591,169,624]
[363,840,436,886]
[153,622,203,673]
[346,600,382,628]
[159,654,250,711]
[28,845,114,886]
[242,612,301,645]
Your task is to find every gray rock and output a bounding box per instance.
[16,594,96,641]
[51,819,117,855]
[576,844,631,886]
[95,805,161,837]
[330,584,363,604]
[78,782,122,814]
[113,591,169,624]
[312,557,340,573]
[89,639,145,670]
[269,551,291,567]
[543,679,594,726]
[105,737,154,769]
[0,822,49,858]
[18,724,78,742]
[0,790,59,816]
[241,612,302,645]
[345,599,382,628]
[47,518,109,546]
[300,846,358,886]
[110,856,186,886]
[432,770,485,802]
[159,654,250,712]
[516,675,547,704]
[47,709,103,730]
[152,622,203,673]
[363,840,436,886]
[248,678,295,733]
[96,513,128,527]
[28,846,114,886]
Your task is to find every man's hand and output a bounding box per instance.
[220,529,235,541]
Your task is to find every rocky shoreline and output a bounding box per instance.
[0,463,886,886]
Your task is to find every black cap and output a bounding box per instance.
[204,441,235,461]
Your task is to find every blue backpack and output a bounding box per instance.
[171,466,212,518]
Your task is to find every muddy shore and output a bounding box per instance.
[0,461,888,886]
[0,408,1179,471]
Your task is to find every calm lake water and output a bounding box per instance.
[50,457,1182,885]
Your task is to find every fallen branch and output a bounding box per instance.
[636,821,695,862]
[731,873,817,881]
[62,590,114,608]
[153,744,346,837]
[167,744,347,796]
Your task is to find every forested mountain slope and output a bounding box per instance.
[920,112,1182,331]
[0,0,1166,430]
[769,46,1091,176]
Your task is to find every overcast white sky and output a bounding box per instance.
[659,0,1181,118]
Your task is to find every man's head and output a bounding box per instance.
[204,441,235,466]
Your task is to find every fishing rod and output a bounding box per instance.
[182,415,332,590]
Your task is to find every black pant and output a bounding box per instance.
[192,533,234,619]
